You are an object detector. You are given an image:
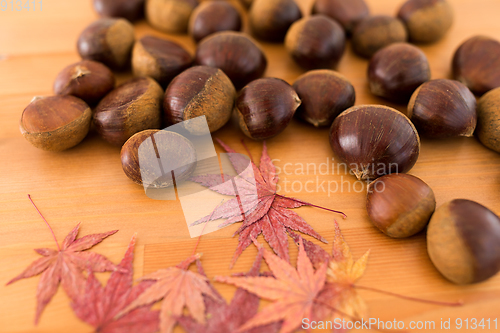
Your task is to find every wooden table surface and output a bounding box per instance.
[1,0,500,332]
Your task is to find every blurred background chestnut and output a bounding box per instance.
[189,1,242,43]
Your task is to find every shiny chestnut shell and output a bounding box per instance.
[94,77,163,146]
[121,129,197,188]
[368,43,431,103]
[352,15,408,58]
[293,70,355,127]
[53,60,115,105]
[476,87,500,153]
[329,105,420,180]
[249,0,302,42]
[408,79,477,138]
[189,1,242,43]
[367,173,436,238]
[452,36,500,96]
[285,15,346,70]
[77,18,135,70]
[195,32,267,90]
[236,78,301,140]
[397,0,453,44]
[132,36,193,88]
[93,0,145,21]
[312,0,369,33]
[427,199,500,284]
[163,66,236,133]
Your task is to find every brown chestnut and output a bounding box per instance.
[397,0,453,44]
[239,0,253,9]
[427,199,500,284]
[249,0,302,42]
[195,32,267,90]
[20,96,92,151]
[367,174,436,238]
[329,105,420,180]
[312,0,369,33]
[94,77,163,146]
[452,36,500,96]
[408,79,477,138]
[53,60,115,105]
[476,87,500,153]
[146,0,198,34]
[236,78,301,140]
[368,43,431,103]
[93,0,145,22]
[77,18,135,70]
[132,36,193,88]
[189,1,242,43]
[285,15,345,70]
[293,70,355,127]
[164,66,235,133]
[121,130,197,188]
[352,15,408,58]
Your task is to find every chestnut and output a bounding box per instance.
[195,32,267,90]
[121,130,197,188]
[293,70,355,127]
[164,66,235,133]
[367,174,436,238]
[311,0,369,33]
[352,15,408,59]
[368,43,431,103]
[397,0,453,44]
[408,79,477,138]
[93,0,145,22]
[236,78,301,140]
[427,199,500,284]
[239,0,253,9]
[249,0,302,42]
[146,0,198,34]
[53,60,115,105]
[285,15,345,70]
[77,18,135,70]
[132,36,193,88]
[94,77,163,146]
[329,105,420,180]
[452,36,500,96]
[476,87,500,153]
[20,96,92,151]
[189,1,242,43]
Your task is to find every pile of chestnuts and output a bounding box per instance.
[18,0,500,286]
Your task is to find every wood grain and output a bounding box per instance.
[1,0,500,332]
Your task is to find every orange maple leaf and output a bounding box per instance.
[117,254,220,333]
[215,238,328,333]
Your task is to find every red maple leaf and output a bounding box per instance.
[71,234,160,333]
[117,254,220,333]
[190,139,345,267]
[6,222,120,324]
[214,238,331,333]
[177,248,281,333]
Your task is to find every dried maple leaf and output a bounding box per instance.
[289,222,370,324]
[71,234,160,333]
[214,238,330,333]
[190,139,345,267]
[118,254,220,333]
[177,248,281,333]
[7,210,120,325]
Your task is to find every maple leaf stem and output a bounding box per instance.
[240,139,255,164]
[275,194,347,219]
[354,284,464,307]
[27,194,61,251]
